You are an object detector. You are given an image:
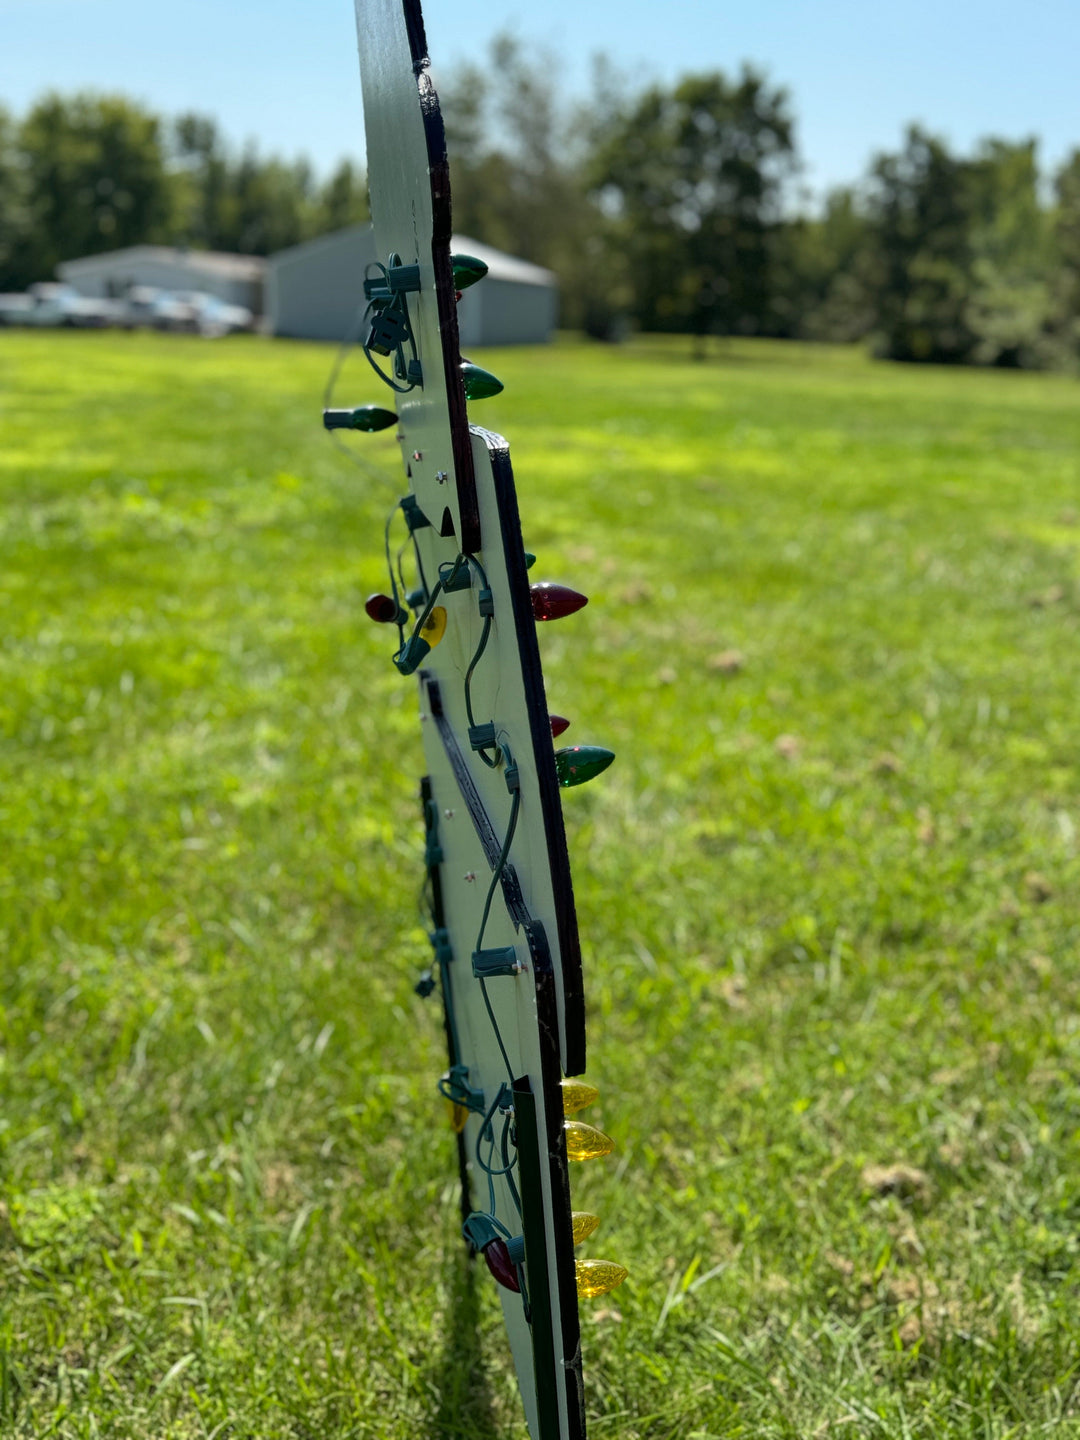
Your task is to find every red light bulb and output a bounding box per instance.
[365,593,402,624]
[482,1239,521,1292]
[549,715,571,738]
[530,582,588,622]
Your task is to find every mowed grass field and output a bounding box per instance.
[2,328,1080,1439]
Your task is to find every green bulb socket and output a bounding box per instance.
[461,363,504,401]
[394,634,431,676]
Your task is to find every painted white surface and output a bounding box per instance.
[413,428,574,1440]
[352,4,581,1435]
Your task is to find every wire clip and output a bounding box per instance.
[440,1063,485,1113]
[469,722,498,752]
[472,946,522,979]
[440,556,472,592]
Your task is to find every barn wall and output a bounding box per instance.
[268,229,376,341]
[475,279,559,346]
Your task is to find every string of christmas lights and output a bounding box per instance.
[331,8,633,1427]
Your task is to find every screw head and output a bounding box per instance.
[436,470,448,484]
[443,808,455,819]
[412,450,423,461]
[464,872,477,883]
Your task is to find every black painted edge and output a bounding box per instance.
[401,0,429,70]
[512,1076,561,1440]
[405,0,481,552]
[524,920,586,1440]
[470,427,587,1075]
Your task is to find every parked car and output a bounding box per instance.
[0,293,33,325]
[119,286,193,331]
[0,283,120,328]
[171,291,255,336]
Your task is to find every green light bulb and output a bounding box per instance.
[350,405,398,432]
[451,253,489,291]
[554,746,615,788]
[461,363,504,401]
[322,405,398,432]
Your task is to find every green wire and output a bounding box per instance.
[384,503,406,651]
[458,553,498,766]
[475,781,521,1085]
[475,783,520,958]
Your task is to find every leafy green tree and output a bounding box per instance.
[16,93,172,281]
[590,67,796,347]
[864,127,976,363]
[439,35,626,332]
[1050,149,1080,364]
[170,112,231,250]
[440,34,573,263]
[785,186,875,343]
[0,104,34,290]
[222,149,316,254]
[171,114,367,254]
[314,159,369,234]
[964,138,1053,367]
[862,129,1058,367]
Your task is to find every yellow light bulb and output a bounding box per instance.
[571,1211,600,1245]
[575,1259,628,1299]
[445,1099,468,1134]
[420,605,448,648]
[564,1119,614,1161]
[560,1078,600,1115]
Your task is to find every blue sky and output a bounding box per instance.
[2,0,1078,199]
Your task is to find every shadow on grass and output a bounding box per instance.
[433,1251,506,1440]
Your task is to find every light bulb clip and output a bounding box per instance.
[471,947,521,979]
[439,1064,485,1113]
[429,927,454,967]
[394,634,430,675]
[440,557,472,592]
[468,722,497,752]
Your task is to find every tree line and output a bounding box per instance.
[4,41,1080,369]
[0,95,369,293]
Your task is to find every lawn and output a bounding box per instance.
[2,328,1080,1439]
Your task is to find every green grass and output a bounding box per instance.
[3,328,1080,1438]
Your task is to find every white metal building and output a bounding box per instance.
[57,247,267,313]
[266,225,557,345]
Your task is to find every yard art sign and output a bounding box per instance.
[322,1,626,1436]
